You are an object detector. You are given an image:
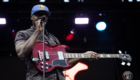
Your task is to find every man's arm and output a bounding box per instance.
[15,30,40,59]
[15,19,42,59]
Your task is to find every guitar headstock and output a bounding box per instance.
[118,50,132,66]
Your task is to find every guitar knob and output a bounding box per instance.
[41,62,48,65]
[121,61,125,66]
[41,66,44,69]
[45,63,48,66]
[46,67,48,70]
[127,62,131,66]
[48,64,52,68]
[41,62,43,65]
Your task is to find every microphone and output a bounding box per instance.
[41,15,46,27]
[41,15,46,23]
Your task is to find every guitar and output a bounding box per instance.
[32,42,132,73]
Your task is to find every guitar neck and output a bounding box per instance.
[64,53,119,58]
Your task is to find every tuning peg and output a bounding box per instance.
[121,61,125,66]
[118,50,122,54]
[125,51,127,54]
[127,62,131,66]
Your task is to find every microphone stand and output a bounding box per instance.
[42,15,46,80]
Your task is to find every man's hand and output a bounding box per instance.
[84,51,99,60]
[68,51,98,65]
[35,19,43,32]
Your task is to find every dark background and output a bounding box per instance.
[0,0,139,80]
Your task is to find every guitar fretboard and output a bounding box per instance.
[64,53,119,58]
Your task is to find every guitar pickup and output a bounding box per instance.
[45,51,49,60]
[38,51,49,60]
[58,51,64,60]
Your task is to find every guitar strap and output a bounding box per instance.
[44,30,59,45]
[49,34,59,45]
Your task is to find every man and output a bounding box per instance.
[15,4,98,80]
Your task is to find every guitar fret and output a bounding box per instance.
[108,54,110,58]
[75,54,78,58]
[112,54,114,58]
[116,54,118,58]
[69,54,71,58]
[79,54,81,58]
[65,54,68,58]
[64,53,119,59]
[98,54,119,58]
[72,54,75,58]
[88,55,90,58]
[101,54,103,58]
[72,54,74,58]
[78,54,80,58]
[113,54,116,58]
[81,54,83,58]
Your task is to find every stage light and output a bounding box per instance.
[122,0,124,2]
[96,21,107,31]
[128,0,133,2]
[3,0,9,2]
[66,29,75,41]
[12,30,16,37]
[39,0,45,2]
[70,31,74,34]
[99,13,102,16]
[70,29,75,34]
[0,18,6,24]
[78,0,84,2]
[64,0,69,2]
[12,30,15,32]
[66,34,74,40]
[81,0,84,2]
[137,0,140,2]
[75,18,89,24]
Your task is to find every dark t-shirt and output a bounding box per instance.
[15,26,66,80]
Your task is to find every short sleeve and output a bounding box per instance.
[15,31,29,45]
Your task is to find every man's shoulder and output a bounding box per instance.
[17,28,33,34]
[17,30,27,33]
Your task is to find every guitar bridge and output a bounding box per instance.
[38,51,43,61]
[38,51,49,60]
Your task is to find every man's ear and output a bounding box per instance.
[31,15,33,20]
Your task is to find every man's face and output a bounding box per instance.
[31,11,49,26]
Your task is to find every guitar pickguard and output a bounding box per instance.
[52,59,68,67]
